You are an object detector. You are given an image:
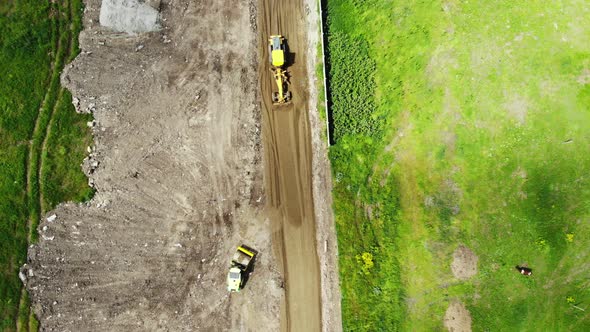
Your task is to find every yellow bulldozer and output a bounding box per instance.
[268,35,292,105]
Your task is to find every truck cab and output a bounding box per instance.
[227,266,243,292]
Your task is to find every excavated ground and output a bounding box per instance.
[256,0,341,331]
[23,0,341,331]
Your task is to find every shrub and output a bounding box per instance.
[327,31,380,141]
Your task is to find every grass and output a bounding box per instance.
[42,89,94,210]
[326,0,590,330]
[0,0,91,330]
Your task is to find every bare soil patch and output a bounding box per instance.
[577,68,590,84]
[444,301,472,332]
[21,0,340,330]
[503,93,528,125]
[451,245,478,280]
[23,0,284,330]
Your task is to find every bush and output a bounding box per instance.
[327,31,380,141]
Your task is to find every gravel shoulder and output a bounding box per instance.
[303,0,343,330]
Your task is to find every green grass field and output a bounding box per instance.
[326,0,590,330]
[0,0,91,330]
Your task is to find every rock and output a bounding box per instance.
[47,214,57,222]
[42,235,55,241]
[99,0,161,34]
[19,271,26,283]
[135,44,144,52]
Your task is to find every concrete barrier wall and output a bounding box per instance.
[317,0,331,144]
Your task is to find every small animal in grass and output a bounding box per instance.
[515,266,532,276]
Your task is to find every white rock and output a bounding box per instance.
[47,214,57,222]
[99,0,161,34]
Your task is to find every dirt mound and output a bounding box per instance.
[451,245,478,280]
[444,301,472,332]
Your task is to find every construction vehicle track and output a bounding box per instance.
[257,0,322,330]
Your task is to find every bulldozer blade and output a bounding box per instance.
[272,94,292,106]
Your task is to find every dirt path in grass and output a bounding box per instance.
[37,0,76,219]
[17,1,74,330]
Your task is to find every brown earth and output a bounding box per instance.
[256,0,329,331]
[444,301,472,332]
[451,245,478,280]
[22,0,340,331]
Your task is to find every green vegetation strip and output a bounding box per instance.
[1,0,91,330]
[326,0,590,330]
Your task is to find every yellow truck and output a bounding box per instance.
[227,245,257,292]
[269,35,292,105]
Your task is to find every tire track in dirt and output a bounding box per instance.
[17,1,72,329]
[257,0,322,331]
[39,0,76,216]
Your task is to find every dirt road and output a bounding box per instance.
[257,0,323,331]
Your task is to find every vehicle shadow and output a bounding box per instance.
[240,245,258,290]
[283,37,296,68]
